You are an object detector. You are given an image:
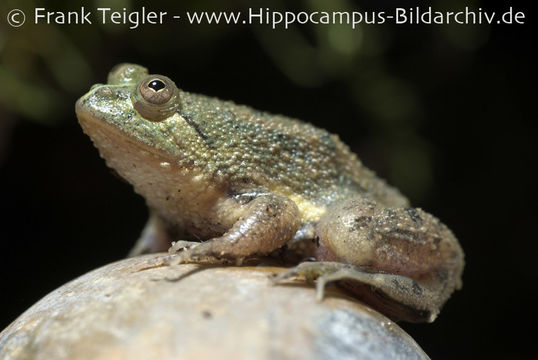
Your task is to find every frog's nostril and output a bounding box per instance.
[90,83,104,91]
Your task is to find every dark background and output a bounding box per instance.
[0,0,535,358]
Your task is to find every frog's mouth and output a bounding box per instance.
[75,97,177,166]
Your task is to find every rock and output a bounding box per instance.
[0,254,429,360]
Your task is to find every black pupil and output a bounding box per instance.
[148,79,166,91]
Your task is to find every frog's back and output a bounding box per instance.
[179,92,408,213]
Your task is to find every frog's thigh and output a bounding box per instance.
[172,194,301,265]
[315,196,457,286]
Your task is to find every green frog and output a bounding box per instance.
[76,64,464,323]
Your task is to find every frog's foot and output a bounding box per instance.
[273,261,357,300]
[167,242,243,266]
[272,262,344,292]
[166,240,233,265]
[168,240,202,254]
[274,261,441,323]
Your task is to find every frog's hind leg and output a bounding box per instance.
[281,196,463,322]
[273,261,440,323]
[169,194,301,266]
[128,213,175,257]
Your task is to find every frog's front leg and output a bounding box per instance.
[169,194,301,265]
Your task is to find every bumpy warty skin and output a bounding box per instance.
[77,82,409,223]
[76,64,464,323]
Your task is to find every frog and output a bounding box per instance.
[76,63,464,323]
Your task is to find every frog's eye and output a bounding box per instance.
[148,79,166,91]
[139,77,174,104]
[133,75,180,121]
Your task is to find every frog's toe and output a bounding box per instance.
[168,240,201,254]
[167,243,242,265]
[164,252,190,266]
[273,261,343,285]
[315,271,347,301]
[271,267,301,284]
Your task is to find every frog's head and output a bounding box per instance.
[77,63,181,122]
[76,63,192,165]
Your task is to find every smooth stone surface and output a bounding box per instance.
[0,254,429,360]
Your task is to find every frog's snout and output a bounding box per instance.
[90,83,104,91]
[75,86,115,124]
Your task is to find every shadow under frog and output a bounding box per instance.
[76,63,464,323]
